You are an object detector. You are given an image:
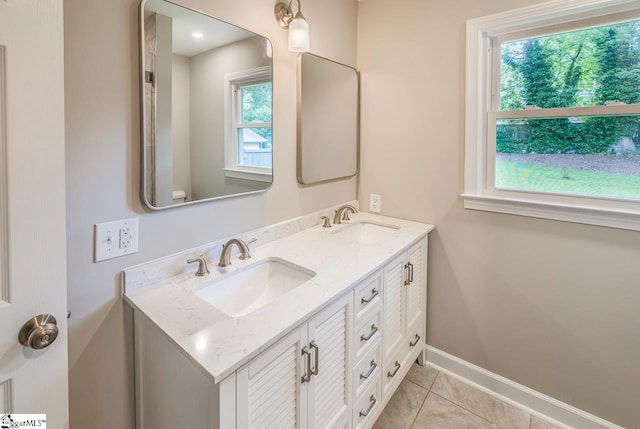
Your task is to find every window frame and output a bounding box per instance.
[464,0,640,231]
[224,66,272,182]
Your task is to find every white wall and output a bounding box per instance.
[64,0,357,427]
[357,1,640,427]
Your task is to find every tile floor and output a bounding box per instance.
[374,363,561,429]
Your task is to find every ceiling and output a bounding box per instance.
[145,0,255,57]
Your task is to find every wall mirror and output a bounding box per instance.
[140,0,273,209]
[297,53,358,184]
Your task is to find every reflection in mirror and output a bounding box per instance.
[297,53,358,184]
[141,0,273,209]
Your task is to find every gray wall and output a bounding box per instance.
[64,0,357,427]
[171,53,192,201]
[189,36,269,199]
[357,0,640,428]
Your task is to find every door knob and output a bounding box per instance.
[18,314,59,350]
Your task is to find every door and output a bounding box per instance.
[0,0,68,426]
[382,253,405,361]
[405,240,425,337]
[237,326,307,429]
[307,293,352,428]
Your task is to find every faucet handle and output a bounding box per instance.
[321,216,332,228]
[187,257,210,277]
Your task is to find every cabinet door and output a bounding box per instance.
[307,293,353,428]
[405,239,426,335]
[382,253,406,361]
[237,325,308,429]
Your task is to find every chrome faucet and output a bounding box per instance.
[218,238,252,267]
[333,205,358,224]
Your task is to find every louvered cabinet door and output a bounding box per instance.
[382,253,406,361]
[405,239,426,337]
[237,325,308,429]
[307,293,353,429]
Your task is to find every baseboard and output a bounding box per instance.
[425,346,625,429]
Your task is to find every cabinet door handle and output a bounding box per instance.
[404,263,410,286]
[361,288,379,304]
[387,361,401,378]
[408,262,414,283]
[360,359,378,380]
[360,324,378,342]
[359,395,377,417]
[409,333,421,348]
[301,346,312,383]
[310,341,319,376]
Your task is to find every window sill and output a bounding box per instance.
[223,168,272,183]
[461,193,640,231]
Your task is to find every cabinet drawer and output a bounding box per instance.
[354,271,382,323]
[352,374,381,429]
[382,345,408,398]
[354,309,381,360]
[353,342,381,399]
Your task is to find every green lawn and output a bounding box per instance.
[495,160,640,200]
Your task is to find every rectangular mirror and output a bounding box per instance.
[297,53,358,184]
[140,0,273,209]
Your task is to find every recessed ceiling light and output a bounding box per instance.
[192,32,204,39]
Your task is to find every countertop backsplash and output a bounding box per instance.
[123,200,359,295]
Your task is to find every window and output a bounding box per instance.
[224,67,272,182]
[464,0,640,231]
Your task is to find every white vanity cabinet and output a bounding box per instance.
[129,216,433,429]
[236,293,353,429]
[381,238,427,398]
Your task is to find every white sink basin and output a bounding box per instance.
[333,221,400,245]
[193,258,316,318]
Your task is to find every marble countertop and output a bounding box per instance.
[124,212,434,383]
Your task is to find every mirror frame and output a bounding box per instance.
[139,0,274,210]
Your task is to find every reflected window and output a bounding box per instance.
[224,66,273,182]
[236,81,272,168]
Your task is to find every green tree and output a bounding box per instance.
[499,20,640,154]
[241,82,273,144]
[586,22,640,151]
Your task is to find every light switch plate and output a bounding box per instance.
[95,218,139,262]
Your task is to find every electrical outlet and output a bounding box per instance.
[119,226,132,249]
[95,218,139,262]
[370,194,381,213]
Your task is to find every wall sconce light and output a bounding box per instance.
[274,0,310,53]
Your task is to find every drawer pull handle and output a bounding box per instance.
[360,359,378,380]
[360,324,378,342]
[301,346,312,383]
[359,395,377,417]
[387,361,401,378]
[361,288,379,304]
[310,341,319,376]
[409,334,421,348]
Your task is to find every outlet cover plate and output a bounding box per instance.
[95,218,139,262]
[370,194,381,213]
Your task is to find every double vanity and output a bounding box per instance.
[124,204,434,428]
